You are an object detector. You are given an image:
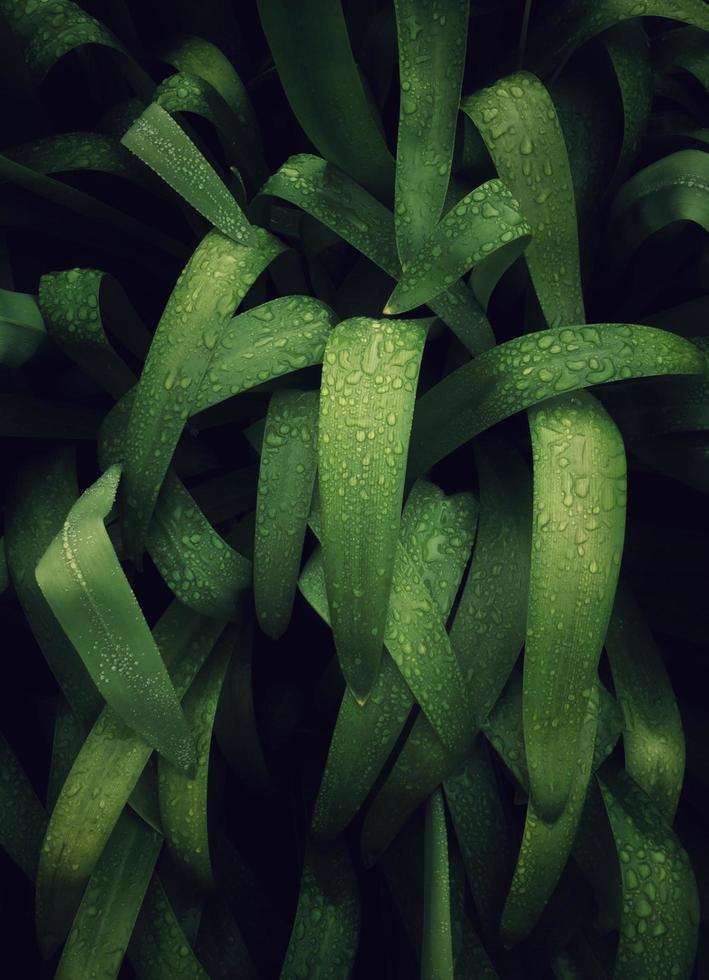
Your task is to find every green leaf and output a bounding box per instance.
[279,840,360,979]
[0,285,45,366]
[384,178,531,315]
[393,0,470,261]
[190,295,338,416]
[524,392,626,822]
[344,441,529,863]
[158,629,233,889]
[261,153,496,354]
[450,438,532,724]
[527,0,709,78]
[55,811,161,980]
[304,479,475,838]
[603,22,653,188]
[158,33,266,187]
[444,742,515,948]
[36,603,224,957]
[408,323,705,478]
[147,471,252,621]
[39,269,137,399]
[2,132,155,187]
[100,397,253,621]
[606,585,685,821]
[422,789,454,980]
[5,448,102,727]
[257,0,394,201]
[318,315,428,701]
[462,71,584,327]
[120,228,283,561]
[599,766,700,980]
[501,687,600,943]
[153,72,253,177]
[122,103,254,245]
[36,465,195,772]
[255,389,319,638]
[0,0,153,96]
[609,149,709,258]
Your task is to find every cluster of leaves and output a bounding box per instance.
[1,0,709,976]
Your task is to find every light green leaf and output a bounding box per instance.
[385,179,531,315]
[261,153,496,354]
[318,315,428,701]
[120,228,283,560]
[5,448,102,727]
[599,766,700,980]
[55,811,161,980]
[462,71,584,327]
[158,629,233,889]
[255,390,319,638]
[36,465,195,772]
[524,392,626,822]
[408,323,704,478]
[36,604,224,957]
[122,103,254,244]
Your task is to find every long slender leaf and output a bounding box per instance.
[422,789,454,980]
[318,315,428,701]
[120,228,283,560]
[36,604,224,956]
[255,389,319,638]
[257,0,394,201]
[36,465,195,772]
[393,0,470,262]
[158,628,233,889]
[55,811,161,980]
[599,766,700,980]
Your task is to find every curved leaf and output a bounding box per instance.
[55,811,161,980]
[120,228,282,560]
[257,0,394,201]
[36,465,195,772]
[158,630,233,889]
[462,71,584,327]
[384,178,531,315]
[408,323,704,478]
[527,0,709,78]
[261,153,496,354]
[318,315,428,701]
[255,389,319,638]
[36,604,224,957]
[422,789,454,980]
[0,285,45,366]
[599,766,700,980]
